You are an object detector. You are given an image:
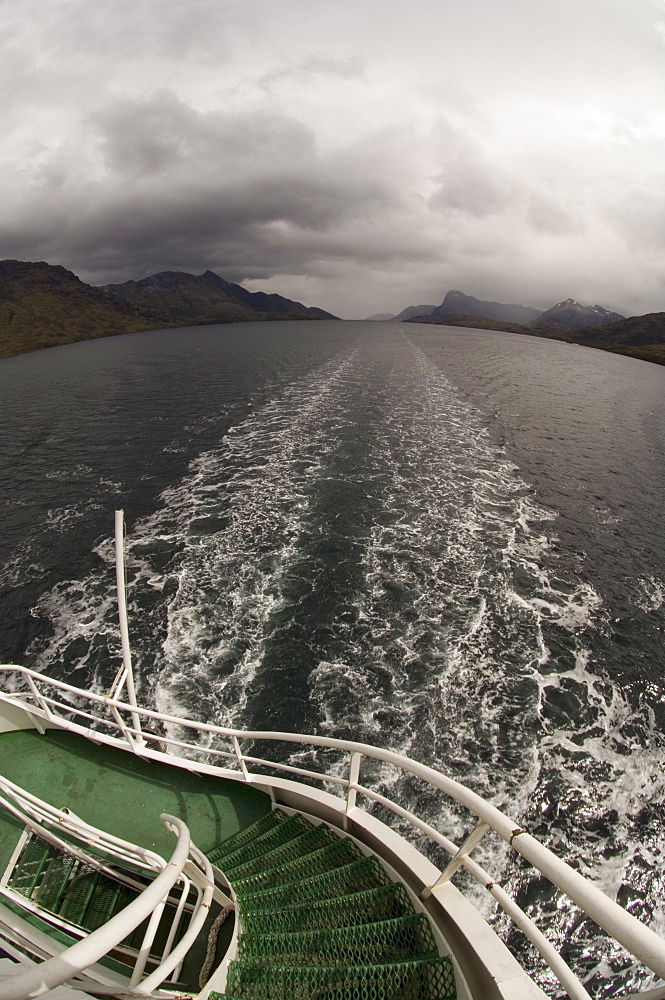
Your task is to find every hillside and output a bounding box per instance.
[575,312,665,347]
[429,290,542,325]
[101,270,335,325]
[393,304,437,322]
[406,309,665,366]
[0,261,337,359]
[0,260,149,358]
[530,298,624,330]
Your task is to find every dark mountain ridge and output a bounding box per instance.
[430,289,542,325]
[407,302,665,367]
[393,304,438,322]
[0,260,336,359]
[0,259,149,358]
[101,269,335,325]
[531,298,624,330]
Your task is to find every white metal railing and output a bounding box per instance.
[1,663,665,1000]
[0,770,214,999]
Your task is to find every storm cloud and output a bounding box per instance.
[1,0,665,318]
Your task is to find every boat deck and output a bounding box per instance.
[0,728,271,872]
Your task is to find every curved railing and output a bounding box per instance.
[1,663,665,1000]
[0,771,214,1000]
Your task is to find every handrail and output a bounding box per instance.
[0,772,166,876]
[136,837,214,994]
[2,663,665,995]
[0,813,197,1000]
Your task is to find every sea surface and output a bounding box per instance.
[1,320,665,995]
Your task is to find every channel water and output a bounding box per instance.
[1,320,664,994]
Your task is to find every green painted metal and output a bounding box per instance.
[231,838,362,894]
[57,866,101,924]
[0,730,456,997]
[0,729,271,863]
[235,856,391,910]
[84,879,135,933]
[209,813,308,868]
[239,883,413,935]
[6,835,50,897]
[207,811,285,864]
[223,825,334,880]
[33,851,76,911]
[8,834,141,932]
[208,810,457,999]
[237,913,438,967]
[224,956,457,999]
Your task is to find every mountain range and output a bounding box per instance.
[1,260,664,367]
[0,260,336,359]
[531,298,624,330]
[389,290,623,329]
[404,291,665,365]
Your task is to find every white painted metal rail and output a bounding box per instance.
[0,774,214,1000]
[1,663,664,999]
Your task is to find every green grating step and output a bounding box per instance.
[7,836,51,898]
[240,883,413,936]
[87,878,137,932]
[58,865,102,925]
[33,852,77,911]
[209,995,254,1000]
[237,913,438,968]
[237,856,390,912]
[226,954,457,1000]
[207,810,285,863]
[224,824,336,881]
[231,838,362,894]
[210,813,312,870]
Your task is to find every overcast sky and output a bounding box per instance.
[1,0,665,318]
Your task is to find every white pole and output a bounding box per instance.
[114,509,143,742]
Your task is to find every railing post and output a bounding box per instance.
[25,675,53,724]
[114,509,143,745]
[344,752,361,831]
[109,699,137,750]
[130,898,167,986]
[233,736,249,780]
[429,820,490,890]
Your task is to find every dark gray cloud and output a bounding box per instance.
[1,0,665,317]
[0,90,411,295]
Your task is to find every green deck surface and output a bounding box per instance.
[0,728,271,872]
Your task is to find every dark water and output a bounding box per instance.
[2,321,665,995]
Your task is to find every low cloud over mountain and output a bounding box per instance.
[2,1,665,317]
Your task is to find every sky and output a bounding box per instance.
[1,0,665,319]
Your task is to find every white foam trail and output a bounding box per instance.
[306,344,597,819]
[18,329,664,994]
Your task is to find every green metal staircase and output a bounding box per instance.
[209,808,457,1000]
[3,833,192,970]
[6,836,140,934]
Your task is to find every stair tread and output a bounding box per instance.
[210,811,457,998]
[231,837,361,892]
[237,913,437,967]
[207,811,285,863]
[226,954,457,1000]
[58,866,101,923]
[237,856,389,910]
[7,836,51,897]
[239,882,412,935]
[210,814,310,869]
[224,825,334,880]
[34,853,76,911]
